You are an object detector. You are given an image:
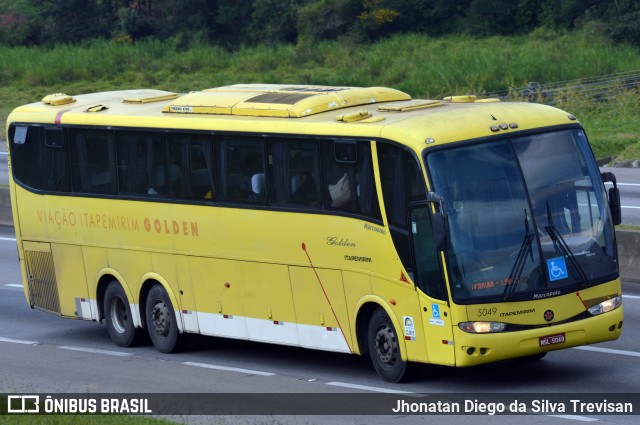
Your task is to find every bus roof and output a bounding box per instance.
[8,84,579,152]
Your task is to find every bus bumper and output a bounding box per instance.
[452,306,624,367]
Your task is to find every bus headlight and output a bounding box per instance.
[458,322,507,333]
[587,296,622,316]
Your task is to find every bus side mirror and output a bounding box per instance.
[425,192,451,251]
[608,187,621,226]
[601,172,622,226]
[432,212,451,251]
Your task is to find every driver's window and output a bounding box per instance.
[410,205,447,300]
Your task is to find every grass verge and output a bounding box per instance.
[1,29,639,160]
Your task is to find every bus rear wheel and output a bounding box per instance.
[367,308,414,383]
[145,284,187,353]
[103,282,143,347]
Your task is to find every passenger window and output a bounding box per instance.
[167,133,215,200]
[9,125,43,190]
[377,143,426,227]
[42,128,70,192]
[377,143,427,271]
[270,140,320,208]
[70,129,116,194]
[116,131,165,196]
[220,138,266,203]
[322,140,381,220]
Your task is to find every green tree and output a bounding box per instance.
[384,0,470,36]
[249,0,299,44]
[215,1,253,45]
[296,0,361,46]
[461,0,519,35]
[606,0,640,46]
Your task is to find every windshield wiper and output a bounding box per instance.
[503,209,534,301]
[544,202,589,286]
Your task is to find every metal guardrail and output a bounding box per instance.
[482,70,640,104]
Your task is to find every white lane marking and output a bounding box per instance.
[0,237,16,242]
[624,294,640,300]
[621,205,640,209]
[5,284,23,288]
[326,381,410,394]
[618,183,640,187]
[573,346,640,358]
[0,336,39,345]
[546,415,598,422]
[59,345,132,357]
[183,361,275,376]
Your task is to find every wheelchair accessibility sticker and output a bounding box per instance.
[547,257,568,281]
[429,304,445,327]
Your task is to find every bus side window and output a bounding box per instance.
[116,131,165,197]
[269,139,320,208]
[167,133,215,200]
[377,142,427,272]
[9,125,43,190]
[409,204,447,300]
[70,129,116,195]
[220,137,266,203]
[42,128,70,192]
[322,140,381,220]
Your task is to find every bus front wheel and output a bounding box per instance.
[103,282,142,347]
[367,308,414,383]
[145,284,187,353]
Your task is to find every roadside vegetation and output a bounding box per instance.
[1,1,639,163]
[2,28,639,161]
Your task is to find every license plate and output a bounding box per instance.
[539,333,566,347]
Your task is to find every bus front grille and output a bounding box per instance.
[25,250,61,315]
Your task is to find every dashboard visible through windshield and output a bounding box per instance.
[425,128,617,303]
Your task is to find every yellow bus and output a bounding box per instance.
[6,85,624,382]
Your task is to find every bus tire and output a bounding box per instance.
[145,284,187,353]
[103,282,142,347]
[367,308,414,383]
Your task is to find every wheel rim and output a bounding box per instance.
[109,297,128,334]
[150,300,170,337]
[374,324,398,365]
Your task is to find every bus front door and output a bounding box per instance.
[409,203,456,366]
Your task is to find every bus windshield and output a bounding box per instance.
[426,129,617,303]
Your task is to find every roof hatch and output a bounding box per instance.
[42,93,76,106]
[378,99,444,112]
[123,90,179,104]
[162,84,411,118]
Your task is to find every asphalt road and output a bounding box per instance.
[602,167,640,226]
[1,143,7,185]
[0,227,639,424]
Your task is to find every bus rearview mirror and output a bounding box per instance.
[432,212,451,251]
[608,187,622,226]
